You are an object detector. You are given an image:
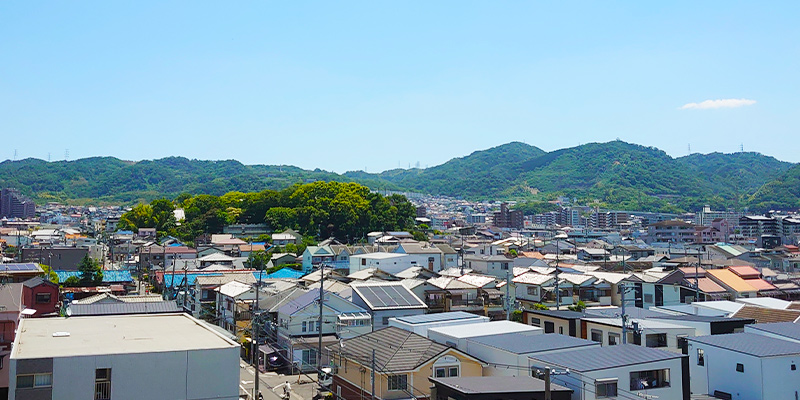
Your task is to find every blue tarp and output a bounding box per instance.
[163,273,223,288]
[55,270,133,283]
[261,268,304,280]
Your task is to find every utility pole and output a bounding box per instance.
[544,368,552,400]
[318,264,325,382]
[253,267,262,399]
[620,282,632,345]
[695,245,701,301]
[505,269,511,320]
[371,349,376,400]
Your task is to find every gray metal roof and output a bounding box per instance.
[430,376,571,394]
[469,333,598,354]
[526,309,586,319]
[67,301,181,316]
[394,311,484,324]
[530,344,685,372]
[689,332,800,357]
[746,322,800,341]
[650,314,755,324]
[333,327,450,372]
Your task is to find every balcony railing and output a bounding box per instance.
[95,381,111,400]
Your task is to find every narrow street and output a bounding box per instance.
[239,361,320,400]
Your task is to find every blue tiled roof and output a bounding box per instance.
[55,270,133,283]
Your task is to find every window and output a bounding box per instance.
[16,373,51,389]
[382,317,390,326]
[544,322,555,333]
[527,286,539,296]
[302,321,307,332]
[792,364,797,371]
[388,374,407,391]
[531,318,541,327]
[630,369,670,390]
[645,333,668,348]
[736,363,744,373]
[35,293,51,304]
[434,367,459,378]
[559,326,564,334]
[361,259,366,266]
[697,349,705,366]
[596,379,618,398]
[301,349,318,366]
[644,294,653,303]
[591,329,603,343]
[95,368,111,400]
[608,333,620,346]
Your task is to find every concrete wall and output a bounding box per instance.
[11,348,239,400]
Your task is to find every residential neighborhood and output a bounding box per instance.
[0,193,799,400]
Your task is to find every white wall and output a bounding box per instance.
[538,358,684,400]
[688,342,762,399]
[388,315,490,337]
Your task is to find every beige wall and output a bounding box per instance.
[526,314,571,335]
[333,349,483,399]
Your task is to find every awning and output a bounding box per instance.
[482,288,504,297]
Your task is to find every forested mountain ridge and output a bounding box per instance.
[1,140,796,211]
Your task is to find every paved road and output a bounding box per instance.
[240,361,322,400]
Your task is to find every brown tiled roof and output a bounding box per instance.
[732,305,800,323]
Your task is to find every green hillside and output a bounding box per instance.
[0,141,796,212]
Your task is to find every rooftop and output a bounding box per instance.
[12,314,239,359]
[746,322,800,342]
[334,327,450,372]
[393,311,485,325]
[469,333,598,354]
[689,332,800,357]
[530,344,685,372]
[428,320,541,339]
[430,376,571,394]
[732,305,800,324]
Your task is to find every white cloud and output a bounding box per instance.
[680,98,756,110]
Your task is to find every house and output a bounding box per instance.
[349,253,412,276]
[190,271,257,319]
[0,264,45,283]
[215,281,257,334]
[430,376,572,400]
[427,320,543,351]
[20,277,59,317]
[138,245,197,271]
[744,321,800,343]
[9,314,240,400]
[327,326,485,400]
[394,243,445,271]
[271,229,302,246]
[463,254,513,279]
[530,344,689,400]
[0,284,24,397]
[276,288,371,372]
[648,314,754,336]
[301,246,336,273]
[731,305,800,324]
[646,220,696,243]
[705,268,759,299]
[388,311,489,337]
[351,282,427,330]
[523,309,588,337]
[513,272,555,305]
[580,317,695,352]
[687,332,800,400]
[465,333,600,377]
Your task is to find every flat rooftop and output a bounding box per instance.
[12,314,239,360]
[428,320,541,339]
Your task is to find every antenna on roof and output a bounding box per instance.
[13,149,17,161]
[65,149,69,161]
[687,144,691,154]
[740,143,744,152]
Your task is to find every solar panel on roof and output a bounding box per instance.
[356,284,424,309]
[0,263,40,272]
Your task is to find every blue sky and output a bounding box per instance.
[2,1,798,173]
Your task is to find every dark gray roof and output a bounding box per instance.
[650,314,755,324]
[333,327,450,371]
[395,311,483,324]
[585,307,667,319]
[747,322,800,341]
[67,301,181,316]
[469,333,598,355]
[530,344,685,372]
[688,332,800,357]
[22,276,56,288]
[526,309,586,320]
[430,376,571,394]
